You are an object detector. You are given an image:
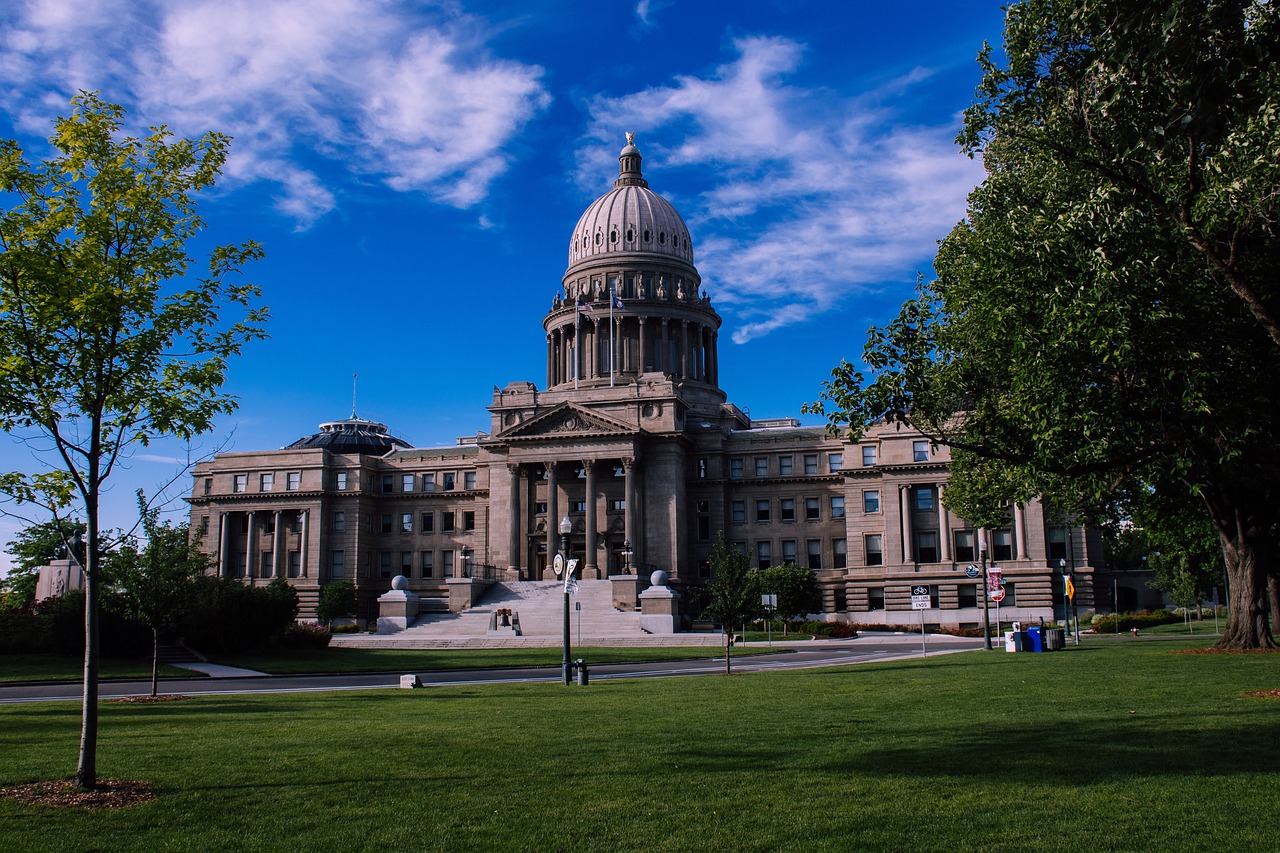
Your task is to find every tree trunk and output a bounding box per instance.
[1203,490,1276,651]
[1269,576,1280,636]
[75,512,100,790]
[724,626,732,675]
[151,630,159,698]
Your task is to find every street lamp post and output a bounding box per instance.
[559,516,574,686]
[980,539,992,650]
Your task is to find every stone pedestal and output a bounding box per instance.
[610,574,640,612]
[35,559,85,602]
[639,570,681,635]
[377,576,420,634]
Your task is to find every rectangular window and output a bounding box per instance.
[807,539,822,570]
[754,456,769,477]
[731,500,746,523]
[804,454,818,475]
[778,456,793,476]
[401,551,413,576]
[571,500,587,513]
[403,474,415,492]
[442,549,455,577]
[401,513,413,533]
[291,512,304,534]
[805,497,820,521]
[443,473,456,491]
[913,440,929,462]
[335,471,348,491]
[287,471,300,491]
[834,538,847,569]
[755,499,771,523]
[379,551,393,579]
[828,453,842,473]
[1003,582,1017,605]
[287,551,300,578]
[780,498,796,522]
[954,530,976,563]
[609,499,626,512]
[756,541,772,569]
[260,551,273,577]
[696,500,710,542]
[730,458,743,479]
[958,583,978,608]
[862,445,877,466]
[916,531,938,564]
[864,534,883,566]
[868,586,885,610]
[1047,527,1068,561]
[381,475,393,493]
[863,490,880,513]
[260,472,274,491]
[421,551,434,577]
[421,512,434,533]
[781,539,797,564]
[993,528,1014,562]
[441,512,455,533]
[463,511,476,531]
[203,477,212,496]
[732,541,748,556]
[332,511,345,533]
[534,502,548,515]
[464,471,477,490]
[422,473,435,493]
[233,474,247,493]
[915,487,935,511]
[330,550,345,579]
[380,514,393,534]
[831,496,846,518]
[198,516,209,536]
[696,458,707,478]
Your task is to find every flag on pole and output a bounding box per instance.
[609,287,624,387]
[611,293,624,311]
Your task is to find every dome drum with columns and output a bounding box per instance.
[186,134,1109,632]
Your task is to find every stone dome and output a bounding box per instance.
[286,415,410,456]
[567,136,694,268]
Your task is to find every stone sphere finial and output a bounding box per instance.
[391,575,410,591]
[650,569,669,587]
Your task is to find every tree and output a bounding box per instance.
[1,518,85,609]
[701,534,758,674]
[110,496,209,696]
[753,564,821,635]
[316,580,357,627]
[807,0,1279,650]
[0,93,268,788]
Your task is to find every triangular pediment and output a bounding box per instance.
[498,402,636,441]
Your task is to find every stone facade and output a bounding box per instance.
[188,139,1101,628]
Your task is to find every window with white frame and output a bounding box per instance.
[260,472,274,491]
[862,445,877,466]
[863,490,880,513]
[831,496,846,518]
[233,474,247,493]
[913,440,929,462]
[828,453,843,473]
[335,471,348,491]
[402,474,415,492]
[864,534,882,566]
[401,513,413,533]
[914,487,935,511]
[287,471,300,491]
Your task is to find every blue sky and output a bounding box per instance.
[0,0,1008,566]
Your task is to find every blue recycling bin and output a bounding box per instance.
[1025,625,1044,652]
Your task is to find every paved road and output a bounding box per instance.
[0,633,984,705]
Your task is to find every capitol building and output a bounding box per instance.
[188,138,1102,630]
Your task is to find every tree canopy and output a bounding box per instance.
[808,0,1279,649]
[701,535,756,673]
[0,92,268,787]
[1,518,85,609]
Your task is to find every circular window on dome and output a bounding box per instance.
[610,229,618,242]
[658,232,666,244]
[643,229,651,242]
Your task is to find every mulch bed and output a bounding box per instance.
[110,694,190,704]
[1244,689,1280,700]
[0,779,154,810]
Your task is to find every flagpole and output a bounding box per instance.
[609,281,616,388]
[574,295,580,391]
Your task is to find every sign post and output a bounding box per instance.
[911,585,930,656]
[761,594,778,646]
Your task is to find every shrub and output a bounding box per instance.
[277,622,332,649]
[180,576,301,654]
[330,622,361,634]
[1090,609,1182,633]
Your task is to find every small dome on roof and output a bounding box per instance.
[287,416,410,456]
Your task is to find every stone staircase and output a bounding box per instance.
[331,580,722,649]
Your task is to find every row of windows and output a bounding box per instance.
[860,486,937,514]
[732,539,848,571]
[731,496,845,524]
[226,550,302,578]
[381,471,476,494]
[333,548,474,580]
[728,453,844,479]
[861,583,1015,610]
[223,471,304,494]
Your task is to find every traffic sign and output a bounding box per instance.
[990,587,1006,602]
[911,585,931,610]
[965,565,980,579]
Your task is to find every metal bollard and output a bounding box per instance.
[575,658,588,686]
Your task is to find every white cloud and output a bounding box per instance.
[579,36,983,342]
[0,0,549,226]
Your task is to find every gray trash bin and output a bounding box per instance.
[575,658,589,686]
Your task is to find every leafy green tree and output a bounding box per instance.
[808,0,1278,650]
[1,518,85,609]
[701,534,758,674]
[316,580,357,627]
[110,497,209,696]
[753,563,821,635]
[0,93,268,789]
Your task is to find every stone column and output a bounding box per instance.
[709,330,719,385]
[245,511,256,580]
[507,463,521,575]
[623,457,636,572]
[301,509,310,577]
[938,483,950,562]
[272,510,283,578]
[900,485,913,564]
[680,320,689,378]
[545,463,558,578]
[638,317,648,372]
[217,513,228,578]
[660,319,670,374]
[584,460,598,578]
[1014,502,1028,559]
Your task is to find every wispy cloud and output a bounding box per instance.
[579,36,983,342]
[0,0,549,227]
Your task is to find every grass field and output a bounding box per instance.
[0,656,196,683]
[2,638,1276,852]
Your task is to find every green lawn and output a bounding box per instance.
[2,638,1276,852]
[0,655,195,683]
